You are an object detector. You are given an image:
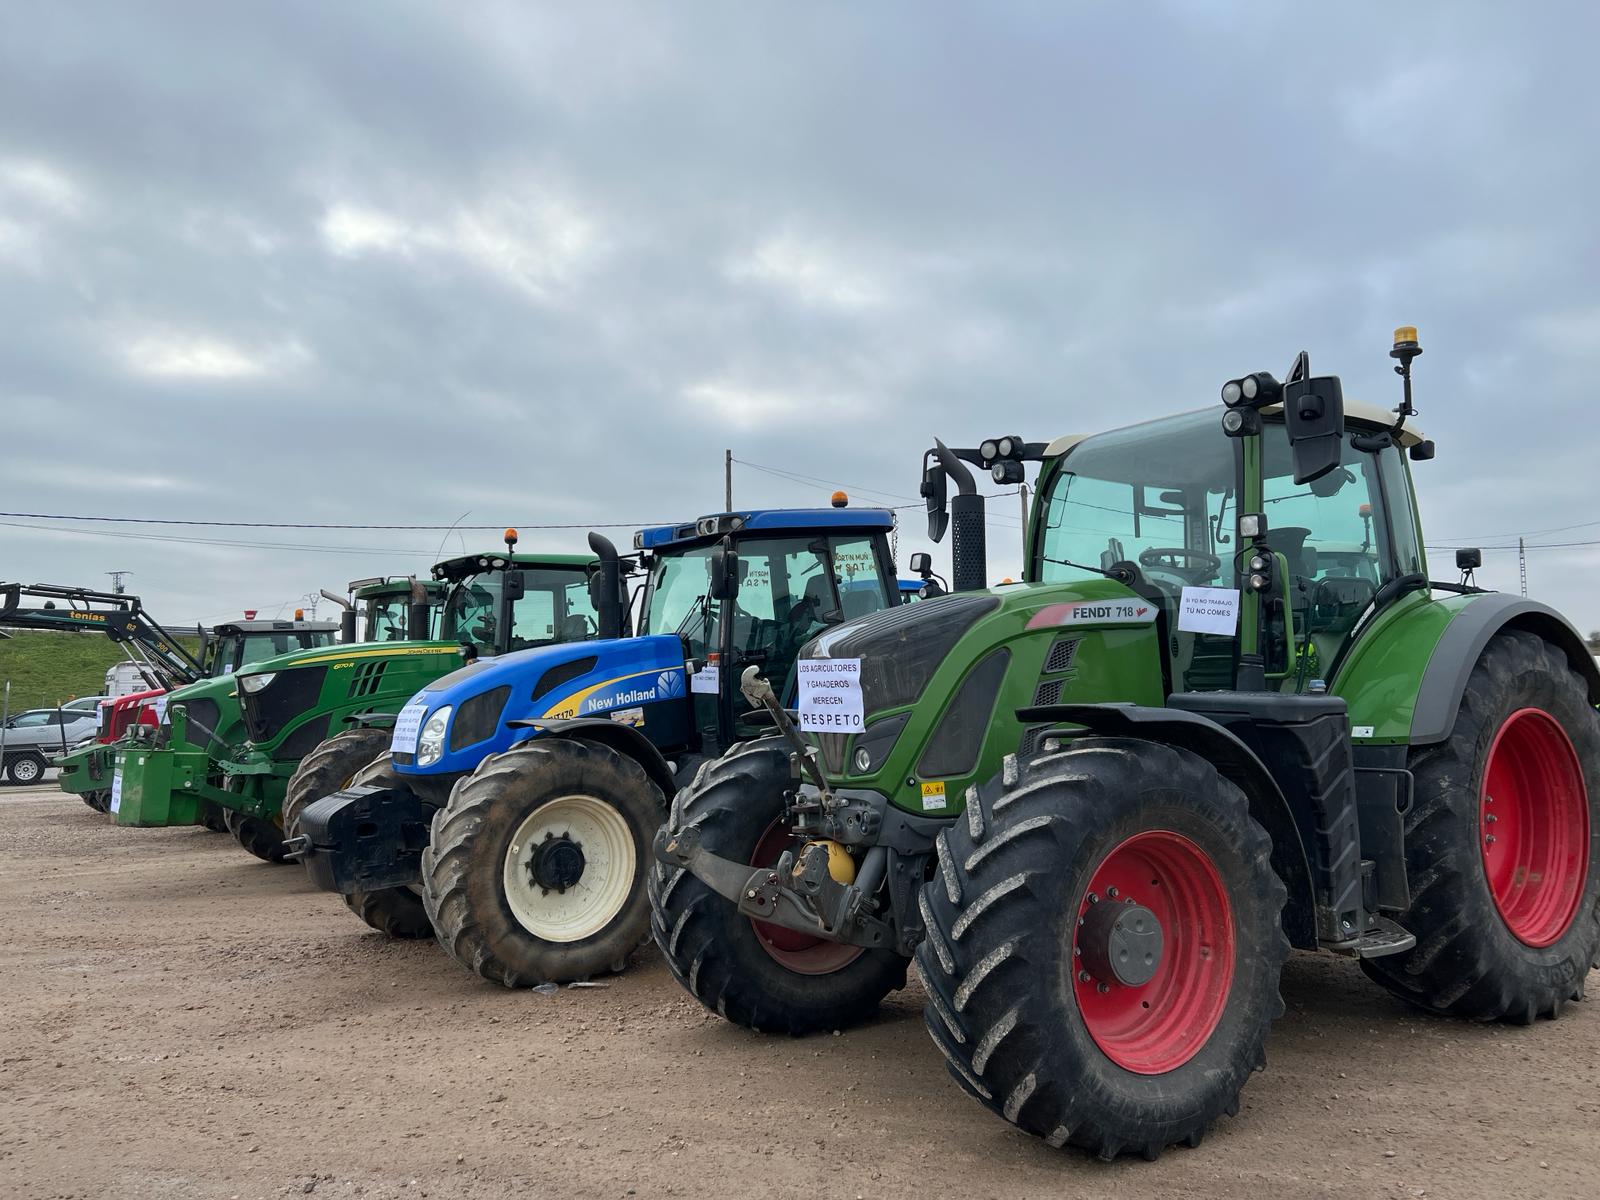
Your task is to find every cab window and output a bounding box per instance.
[1259,423,1423,688]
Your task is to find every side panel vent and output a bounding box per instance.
[1032,678,1063,707]
[1044,637,1079,674]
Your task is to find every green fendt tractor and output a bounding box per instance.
[113,538,601,866]
[652,330,1600,1160]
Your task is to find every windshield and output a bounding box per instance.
[364,596,417,643]
[209,629,337,675]
[642,533,891,678]
[1037,410,1236,589]
[443,567,597,655]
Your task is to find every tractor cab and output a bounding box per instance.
[430,546,603,659]
[634,507,899,751]
[201,619,339,676]
[1029,395,1430,695]
[347,578,445,644]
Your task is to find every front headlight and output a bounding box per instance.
[416,705,452,767]
[238,672,276,694]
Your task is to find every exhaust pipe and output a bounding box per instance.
[321,589,357,643]
[934,439,988,592]
[587,532,625,640]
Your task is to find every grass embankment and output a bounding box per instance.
[0,632,197,713]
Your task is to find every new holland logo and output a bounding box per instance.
[656,669,685,698]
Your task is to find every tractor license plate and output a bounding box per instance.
[109,766,123,815]
[391,702,427,754]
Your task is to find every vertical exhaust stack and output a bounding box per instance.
[407,579,432,643]
[321,589,357,644]
[935,440,988,592]
[587,532,625,640]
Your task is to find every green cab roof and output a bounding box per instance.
[430,550,596,583]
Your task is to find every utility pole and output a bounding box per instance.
[107,571,131,594]
[724,449,733,512]
[1519,537,1527,596]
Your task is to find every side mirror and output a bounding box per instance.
[908,551,933,578]
[503,570,526,601]
[708,538,740,601]
[922,462,948,542]
[1282,373,1346,485]
[1455,548,1482,571]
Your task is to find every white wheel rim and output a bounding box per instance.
[501,794,636,943]
[16,759,39,781]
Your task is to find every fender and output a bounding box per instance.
[505,716,678,800]
[1411,594,1600,744]
[1017,702,1318,949]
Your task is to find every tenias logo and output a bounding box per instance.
[657,669,685,698]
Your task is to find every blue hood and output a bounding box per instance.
[393,634,687,776]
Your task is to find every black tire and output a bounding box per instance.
[224,807,291,864]
[285,728,433,939]
[421,738,664,986]
[918,739,1289,1161]
[81,789,111,812]
[649,738,907,1035]
[5,751,48,786]
[1361,631,1600,1022]
[199,802,229,833]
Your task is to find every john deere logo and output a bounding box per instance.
[656,669,685,698]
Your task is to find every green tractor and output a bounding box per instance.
[112,537,601,865]
[652,330,1600,1159]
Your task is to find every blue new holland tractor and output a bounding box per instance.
[294,505,899,986]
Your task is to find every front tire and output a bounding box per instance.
[224,808,291,864]
[1361,631,1600,1022]
[285,728,431,939]
[421,738,663,987]
[81,789,111,812]
[918,739,1288,1161]
[649,739,907,1034]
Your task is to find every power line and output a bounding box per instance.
[0,511,661,530]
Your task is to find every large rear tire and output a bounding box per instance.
[224,808,291,864]
[649,739,907,1034]
[421,738,663,986]
[284,728,431,939]
[1361,631,1600,1022]
[918,739,1288,1161]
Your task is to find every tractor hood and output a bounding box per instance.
[392,634,688,777]
[233,638,467,685]
[797,577,1167,813]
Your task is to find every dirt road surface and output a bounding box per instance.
[3,788,1597,1200]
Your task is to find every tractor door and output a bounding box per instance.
[1256,421,1427,690]
[1032,410,1242,693]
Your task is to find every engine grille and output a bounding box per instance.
[239,666,329,744]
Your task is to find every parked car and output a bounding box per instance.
[1,708,100,785]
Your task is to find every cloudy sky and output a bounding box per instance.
[2,2,1598,633]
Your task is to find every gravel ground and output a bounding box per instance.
[2,787,1597,1199]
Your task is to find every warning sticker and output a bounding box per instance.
[920,781,947,811]
[797,658,864,732]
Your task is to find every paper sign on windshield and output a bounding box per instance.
[690,663,720,694]
[390,701,427,753]
[1178,586,1241,636]
[797,658,864,732]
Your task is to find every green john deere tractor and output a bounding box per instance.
[113,538,600,866]
[652,329,1600,1160]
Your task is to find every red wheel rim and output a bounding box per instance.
[1480,707,1590,947]
[748,819,863,975]
[1074,830,1234,1075]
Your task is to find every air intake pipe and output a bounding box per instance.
[587,532,625,640]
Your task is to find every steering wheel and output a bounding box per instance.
[1138,547,1222,579]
